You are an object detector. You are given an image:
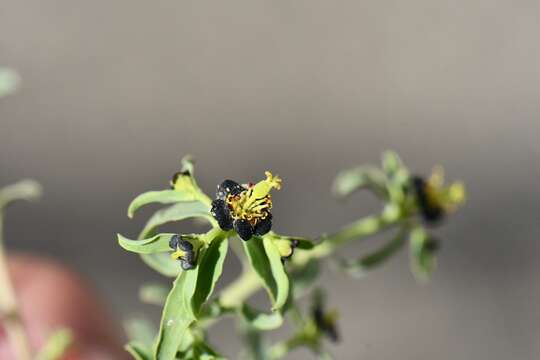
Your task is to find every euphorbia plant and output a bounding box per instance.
[118,152,465,359]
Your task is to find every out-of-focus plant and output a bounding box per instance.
[0,71,72,359]
[118,152,466,359]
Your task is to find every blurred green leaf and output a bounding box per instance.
[118,233,176,254]
[139,283,169,306]
[409,226,436,281]
[332,166,387,199]
[0,68,20,97]
[0,179,42,210]
[125,341,152,360]
[139,201,213,239]
[240,303,284,331]
[128,190,198,218]
[153,230,227,359]
[339,228,407,278]
[35,328,73,360]
[243,237,289,311]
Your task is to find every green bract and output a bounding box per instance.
[117,152,466,360]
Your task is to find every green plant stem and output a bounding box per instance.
[0,211,32,360]
[294,213,400,266]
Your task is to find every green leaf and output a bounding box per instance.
[140,253,181,277]
[409,226,437,281]
[118,233,176,254]
[139,201,213,239]
[243,237,289,310]
[0,68,20,97]
[339,228,407,278]
[128,190,198,218]
[153,230,227,359]
[191,236,228,314]
[240,303,284,331]
[139,283,169,306]
[35,328,73,360]
[125,341,152,360]
[0,179,42,210]
[332,166,387,199]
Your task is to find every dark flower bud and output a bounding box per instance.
[211,199,234,231]
[253,214,272,236]
[312,305,339,343]
[412,176,443,223]
[170,170,191,189]
[216,179,245,200]
[234,219,254,241]
[424,237,440,253]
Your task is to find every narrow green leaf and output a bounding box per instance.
[118,233,176,254]
[243,237,289,311]
[0,68,20,97]
[332,166,387,199]
[262,237,289,310]
[153,230,228,359]
[125,341,152,360]
[139,201,213,238]
[0,179,42,210]
[339,228,407,278]
[128,190,198,218]
[153,266,198,359]
[192,236,228,314]
[240,303,284,331]
[139,283,169,306]
[35,328,73,360]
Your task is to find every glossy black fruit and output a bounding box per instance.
[216,179,245,200]
[211,199,234,230]
[234,219,254,241]
[253,214,272,236]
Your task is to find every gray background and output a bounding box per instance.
[1,1,540,359]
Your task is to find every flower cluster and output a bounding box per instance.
[169,234,197,270]
[210,171,282,241]
[412,166,465,223]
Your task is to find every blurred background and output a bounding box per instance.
[1,1,539,359]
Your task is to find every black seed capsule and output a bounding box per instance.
[313,306,339,342]
[169,234,180,250]
[216,179,245,200]
[253,214,273,236]
[178,238,193,252]
[234,219,254,241]
[211,199,234,230]
[412,176,443,223]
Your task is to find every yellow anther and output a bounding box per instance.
[265,171,282,190]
